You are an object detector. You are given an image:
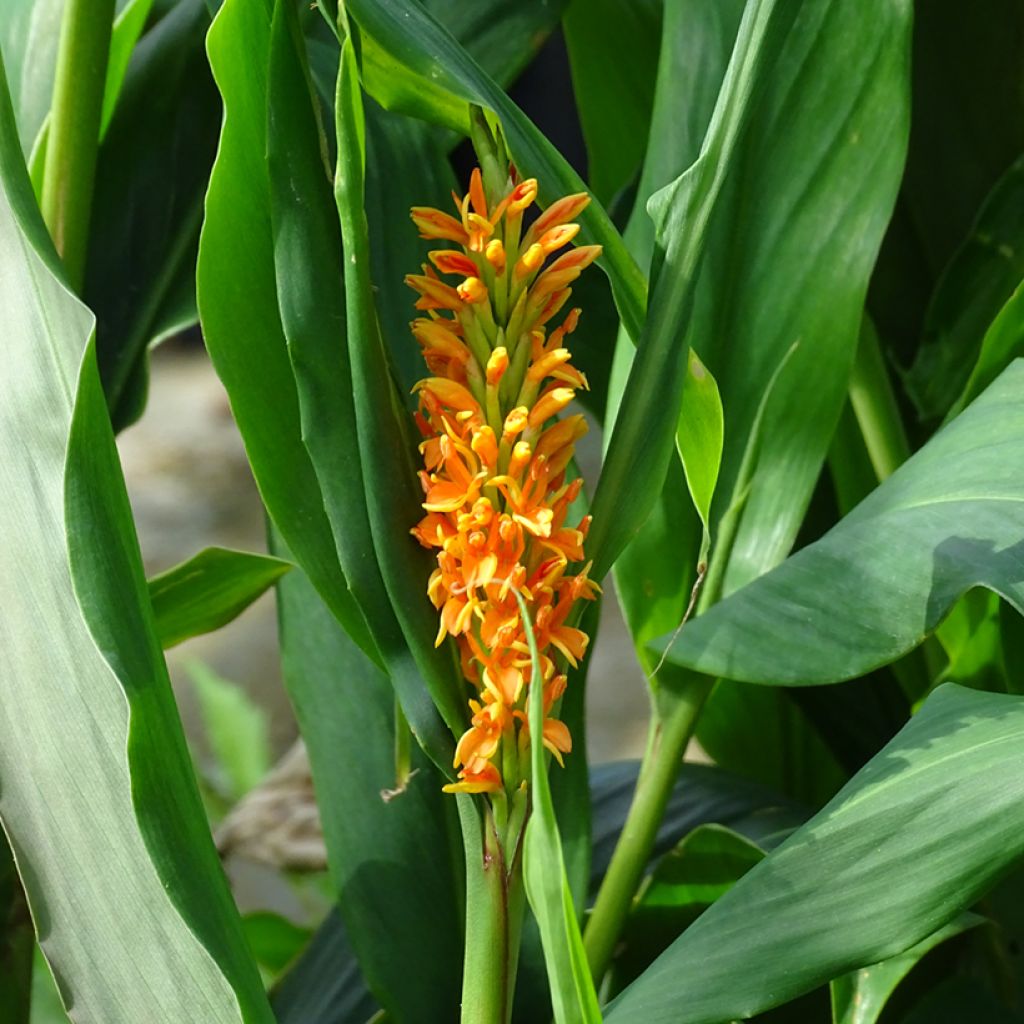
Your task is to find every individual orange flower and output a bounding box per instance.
[407,151,600,797]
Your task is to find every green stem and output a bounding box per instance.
[582,674,713,984]
[457,798,525,1024]
[847,317,911,482]
[40,0,115,292]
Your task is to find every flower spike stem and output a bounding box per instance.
[457,797,526,1024]
[582,673,713,984]
[41,0,115,292]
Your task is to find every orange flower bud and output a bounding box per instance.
[528,387,575,428]
[457,277,488,304]
[430,249,479,277]
[411,206,470,245]
[486,346,509,386]
[484,239,506,275]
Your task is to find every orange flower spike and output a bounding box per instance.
[409,153,601,798]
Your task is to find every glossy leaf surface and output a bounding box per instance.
[652,362,1024,686]
[608,685,1024,1021]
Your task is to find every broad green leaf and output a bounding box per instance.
[344,0,648,344]
[652,361,1024,687]
[0,52,270,1024]
[0,835,32,1024]
[830,915,982,1024]
[611,825,763,992]
[187,662,272,801]
[271,909,377,1024]
[273,541,462,1022]
[0,0,63,155]
[148,546,290,649]
[562,0,661,205]
[267,0,460,764]
[688,0,910,596]
[518,593,601,1024]
[905,157,1024,422]
[607,684,1024,1021]
[87,0,220,431]
[607,0,743,659]
[333,32,465,745]
[590,0,787,582]
[198,0,379,665]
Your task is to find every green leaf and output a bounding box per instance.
[607,684,1024,1021]
[344,0,648,344]
[268,0,460,763]
[606,0,743,660]
[271,908,377,1024]
[239,912,311,978]
[333,30,465,743]
[830,915,982,1024]
[0,50,270,1024]
[562,0,661,205]
[187,662,272,801]
[651,361,1024,687]
[0,0,63,155]
[273,538,463,1022]
[100,0,156,134]
[951,275,1024,420]
[678,349,723,570]
[612,825,764,992]
[518,592,601,1024]
[198,0,378,664]
[589,761,806,892]
[905,156,1024,422]
[148,546,290,649]
[898,976,1019,1024]
[87,0,220,430]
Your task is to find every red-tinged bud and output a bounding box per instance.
[411,206,470,245]
[507,178,538,215]
[414,376,481,412]
[406,273,464,311]
[534,288,573,327]
[457,277,488,304]
[486,347,509,386]
[412,319,470,362]
[430,249,479,277]
[532,245,602,298]
[525,193,591,245]
[537,223,580,255]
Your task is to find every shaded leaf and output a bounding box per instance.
[830,915,982,1024]
[187,662,272,801]
[272,534,463,1023]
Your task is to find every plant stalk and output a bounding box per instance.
[457,798,525,1024]
[582,673,713,984]
[40,0,115,292]
[847,317,911,483]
